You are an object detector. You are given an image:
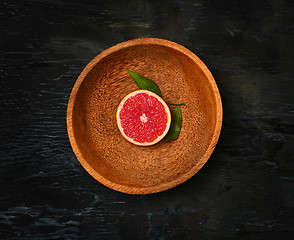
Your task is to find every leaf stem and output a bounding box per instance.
[167,102,186,106]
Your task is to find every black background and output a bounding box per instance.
[1,0,294,239]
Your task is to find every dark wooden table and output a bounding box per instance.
[1,0,294,239]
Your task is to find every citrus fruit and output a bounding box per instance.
[116,90,171,146]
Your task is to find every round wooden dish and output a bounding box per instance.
[67,38,222,194]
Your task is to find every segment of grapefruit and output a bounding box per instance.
[116,90,171,146]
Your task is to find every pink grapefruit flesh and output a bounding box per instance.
[116,90,171,146]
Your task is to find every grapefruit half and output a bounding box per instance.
[116,90,171,146]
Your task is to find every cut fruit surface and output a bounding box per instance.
[116,90,171,146]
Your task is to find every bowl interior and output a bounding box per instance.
[69,40,221,194]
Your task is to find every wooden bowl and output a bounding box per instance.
[67,38,222,194]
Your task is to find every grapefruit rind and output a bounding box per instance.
[116,90,171,146]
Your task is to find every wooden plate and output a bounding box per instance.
[67,38,222,194]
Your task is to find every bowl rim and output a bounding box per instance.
[66,38,223,194]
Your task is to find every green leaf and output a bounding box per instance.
[164,106,183,142]
[126,69,162,97]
